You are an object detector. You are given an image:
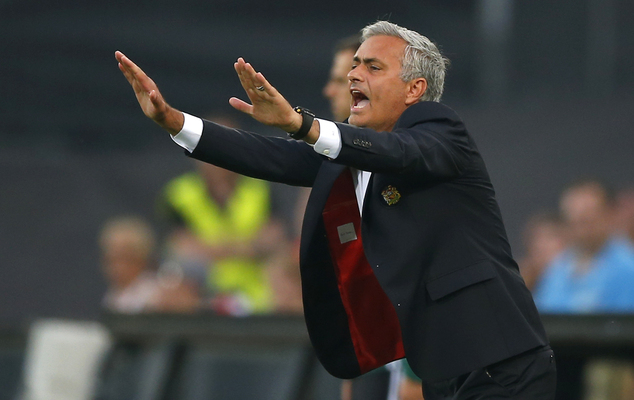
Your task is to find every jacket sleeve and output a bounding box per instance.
[333,103,475,180]
[188,119,324,187]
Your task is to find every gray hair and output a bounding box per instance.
[361,21,449,102]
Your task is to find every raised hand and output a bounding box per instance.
[229,58,302,134]
[115,51,184,135]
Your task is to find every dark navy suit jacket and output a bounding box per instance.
[188,101,548,382]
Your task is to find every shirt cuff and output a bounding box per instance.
[313,119,342,159]
[171,112,203,153]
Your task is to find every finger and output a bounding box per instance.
[118,53,151,86]
[118,62,147,96]
[237,59,265,92]
[149,90,162,108]
[229,97,254,115]
[243,62,265,91]
[235,58,258,95]
[253,72,278,96]
[234,59,252,92]
[118,61,138,85]
[119,56,158,95]
[117,56,140,87]
[239,59,276,94]
[243,62,260,82]
[116,52,134,80]
[117,53,136,74]
[115,50,125,63]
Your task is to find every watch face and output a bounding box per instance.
[295,106,315,117]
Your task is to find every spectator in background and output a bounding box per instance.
[533,180,634,313]
[517,212,567,292]
[100,216,200,313]
[159,115,295,315]
[323,35,361,122]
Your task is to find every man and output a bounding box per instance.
[159,158,277,315]
[517,212,567,292]
[323,35,361,122]
[116,21,555,399]
[534,180,634,312]
[100,216,200,313]
[158,113,297,315]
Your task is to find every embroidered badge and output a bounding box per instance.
[381,185,401,205]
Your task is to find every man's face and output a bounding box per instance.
[525,221,566,267]
[323,49,356,122]
[561,186,613,253]
[347,35,412,132]
[101,232,148,289]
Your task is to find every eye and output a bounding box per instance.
[370,65,380,71]
[351,64,358,70]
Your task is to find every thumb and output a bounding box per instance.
[149,90,162,107]
[229,97,253,115]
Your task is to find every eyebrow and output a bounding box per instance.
[352,56,383,65]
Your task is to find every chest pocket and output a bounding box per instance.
[426,260,496,301]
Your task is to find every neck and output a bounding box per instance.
[576,237,609,262]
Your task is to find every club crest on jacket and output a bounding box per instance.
[381,185,401,206]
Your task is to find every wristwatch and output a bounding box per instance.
[288,106,315,140]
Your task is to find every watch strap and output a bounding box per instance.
[289,106,315,140]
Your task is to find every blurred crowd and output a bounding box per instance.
[519,180,634,313]
[99,171,634,318]
[99,139,308,317]
[95,32,634,400]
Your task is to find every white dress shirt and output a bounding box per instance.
[172,113,372,215]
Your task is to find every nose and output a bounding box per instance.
[347,67,361,83]
[323,82,334,99]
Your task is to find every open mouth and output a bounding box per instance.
[351,89,370,110]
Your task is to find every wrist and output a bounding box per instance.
[162,109,185,136]
[304,120,320,144]
[283,111,303,134]
[287,106,315,140]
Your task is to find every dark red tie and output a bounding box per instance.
[321,168,405,373]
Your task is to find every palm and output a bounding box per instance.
[229,58,300,132]
[133,79,160,118]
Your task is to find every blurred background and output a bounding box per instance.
[1,0,634,399]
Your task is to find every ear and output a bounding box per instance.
[405,78,427,105]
